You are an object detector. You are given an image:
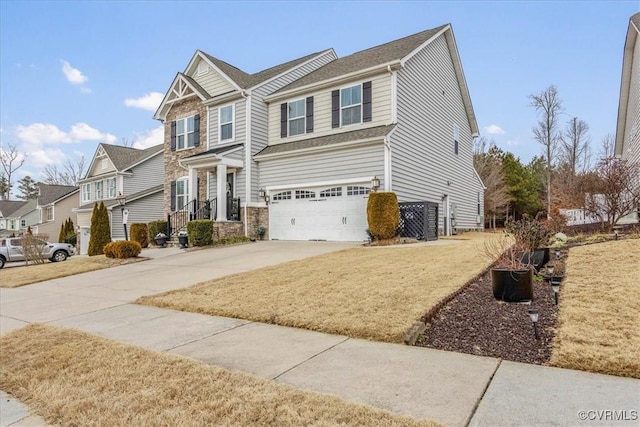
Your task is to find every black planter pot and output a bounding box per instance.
[521,248,549,272]
[178,236,188,248]
[491,268,534,302]
[154,237,168,248]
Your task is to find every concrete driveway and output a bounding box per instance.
[0,241,356,333]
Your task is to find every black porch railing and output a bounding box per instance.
[167,197,240,236]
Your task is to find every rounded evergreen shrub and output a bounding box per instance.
[103,241,141,259]
[186,219,214,246]
[88,202,112,256]
[366,192,400,240]
[130,223,149,248]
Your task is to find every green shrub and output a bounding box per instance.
[213,236,251,246]
[130,223,149,248]
[148,220,168,245]
[88,202,111,256]
[103,241,142,259]
[367,192,399,240]
[59,217,76,244]
[187,220,214,246]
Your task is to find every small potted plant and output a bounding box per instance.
[177,230,188,248]
[484,234,535,302]
[256,226,266,240]
[154,232,168,248]
[505,213,552,271]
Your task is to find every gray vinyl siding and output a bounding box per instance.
[394,33,483,230]
[251,51,337,202]
[19,209,40,231]
[110,191,163,240]
[205,149,245,205]
[622,35,640,165]
[259,144,384,188]
[123,153,163,196]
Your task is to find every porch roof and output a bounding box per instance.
[182,143,243,160]
[254,124,395,158]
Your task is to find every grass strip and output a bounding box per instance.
[0,324,439,426]
[550,238,640,378]
[138,235,492,343]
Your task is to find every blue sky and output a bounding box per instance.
[1,0,638,188]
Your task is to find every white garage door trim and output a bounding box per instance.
[268,181,371,242]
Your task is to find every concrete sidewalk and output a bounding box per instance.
[1,241,639,426]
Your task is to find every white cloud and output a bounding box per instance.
[506,138,520,146]
[132,126,164,149]
[485,125,506,135]
[125,92,164,112]
[69,123,117,143]
[28,148,68,168]
[80,87,92,94]
[61,60,88,85]
[15,122,117,147]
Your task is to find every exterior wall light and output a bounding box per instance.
[371,176,380,192]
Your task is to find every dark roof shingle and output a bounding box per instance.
[0,200,27,217]
[255,125,395,157]
[37,184,78,206]
[274,25,448,93]
[101,143,163,171]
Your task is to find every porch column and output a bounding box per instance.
[216,164,227,220]
[189,167,198,204]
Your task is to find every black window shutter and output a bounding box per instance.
[170,121,177,151]
[331,90,340,128]
[196,177,200,203]
[363,81,372,122]
[170,181,176,211]
[306,97,314,133]
[194,114,200,147]
[280,103,288,138]
[455,140,459,155]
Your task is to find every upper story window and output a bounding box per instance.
[107,178,116,198]
[95,181,103,200]
[20,219,26,227]
[453,125,460,155]
[177,115,197,150]
[46,207,54,221]
[332,81,372,128]
[81,183,91,203]
[280,97,314,138]
[219,105,234,142]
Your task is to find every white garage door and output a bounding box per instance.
[269,184,370,241]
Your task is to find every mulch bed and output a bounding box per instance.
[415,252,564,365]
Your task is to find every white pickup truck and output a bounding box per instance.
[0,237,75,268]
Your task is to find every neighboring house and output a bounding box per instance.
[616,12,640,165]
[33,184,79,241]
[11,199,38,234]
[155,23,483,242]
[0,200,27,236]
[73,143,164,254]
[614,12,640,224]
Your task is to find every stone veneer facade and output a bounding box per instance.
[163,96,208,218]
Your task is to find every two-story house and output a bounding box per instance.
[155,23,483,241]
[0,200,27,236]
[33,184,79,241]
[615,12,640,224]
[74,143,163,254]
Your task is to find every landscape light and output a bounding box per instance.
[527,308,540,340]
[551,278,561,305]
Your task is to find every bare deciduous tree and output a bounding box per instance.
[560,117,591,179]
[474,137,510,230]
[599,133,616,160]
[43,156,86,186]
[584,156,640,230]
[529,85,563,219]
[0,143,27,200]
[120,137,134,147]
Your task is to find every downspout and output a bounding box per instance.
[241,90,251,237]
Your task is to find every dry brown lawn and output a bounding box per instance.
[0,324,439,427]
[550,238,640,378]
[0,255,147,288]
[138,234,492,343]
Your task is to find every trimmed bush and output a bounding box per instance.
[367,192,399,240]
[187,220,214,247]
[88,202,111,256]
[130,223,149,248]
[148,220,168,245]
[103,241,142,259]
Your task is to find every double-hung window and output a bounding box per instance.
[107,178,116,199]
[219,105,233,141]
[341,85,362,126]
[95,181,103,200]
[81,184,91,203]
[176,177,189,209]
[288,99,305,136]
[46,207,54,221]
[176,115,197,150]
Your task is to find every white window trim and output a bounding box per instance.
[218,104,235,143]
[288,98,306,137]
[20,219,27,227]
[176,115,197,151]
[340,83,363,127]
[46,206,54,222]
[176,176,190,210]
[95,181,103,200]
[106,177,117,199]
[81,183,91,203]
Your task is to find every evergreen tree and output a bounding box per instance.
[58,222,65,243]
[16,175,39,200]
[88,202,111,256]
